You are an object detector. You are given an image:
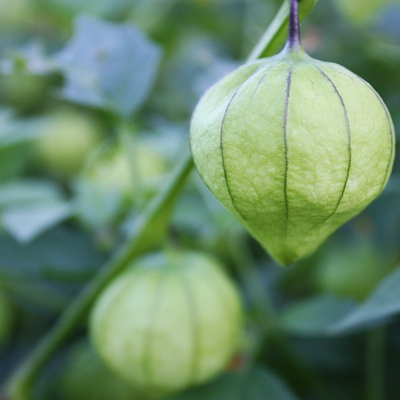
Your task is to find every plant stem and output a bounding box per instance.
[287,0,301,50]
[365,327,386,400]
[3,1,319,398]
[247,0,314,61]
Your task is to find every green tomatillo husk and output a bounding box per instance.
[189,0,395,265]
[90,251,243,397]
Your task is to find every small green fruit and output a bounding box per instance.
[85,140,167,196]
[90,251,243,397]
[36,109,102,177]
[190,4,395,266]
[59,340,140,400]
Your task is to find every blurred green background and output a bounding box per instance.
[0,0,400,399]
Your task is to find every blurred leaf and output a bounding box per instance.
[0,226,104,281]
[0,43,57,76]
[0,109,45,147]
[129,0,179,33]
[167,367,299,400]
[55,15,162,117]
[291,336,362,374]
[2,202,73,243]
[0,226,105,313]
[280,295,355,336]
[3,279,72,314]
[0,146,28,182]
[42,0,131,18]
[331,266,400,334]
[0,180,73,243]
[0,179,65,207]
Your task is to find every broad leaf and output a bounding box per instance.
[331,266,400,334]
[43,0,131,18]
[280,295,356,336]
[0,179,63,207]
[0,226,104,281]
[2,278,72,314]
[0,109,46,147]
[0,226,105,314]
[1,43,57,76]
[167,367,299,400]
[2,203,72,243]
[56,15,162,117]
[0,180,73,243]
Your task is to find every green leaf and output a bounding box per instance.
[3,279,72,315]
[0,109,46,147]
[1,43,57,76]
[0,226,104,281]
[167,367,299,400]
[42,0,131,18]
[280,295,355,336]
[55,15,162,117]
[0,227,105,313]
[0,180,73,243]
[331,266,400,334]
[2,203,72,243]
[0,179,63,207]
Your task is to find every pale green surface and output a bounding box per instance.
[0,289,12,350]
[90,251,243,396]
[190,50,395,265]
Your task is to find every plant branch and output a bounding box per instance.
[287,0,301,50]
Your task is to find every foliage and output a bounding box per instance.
[0,0,399,400]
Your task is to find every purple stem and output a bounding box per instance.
[287,0,301,50]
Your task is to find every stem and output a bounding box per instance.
[247,0,313,61]
[287,0,301,50]
[365,327,386,400]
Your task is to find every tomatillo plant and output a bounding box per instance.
[5,1,397,400]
